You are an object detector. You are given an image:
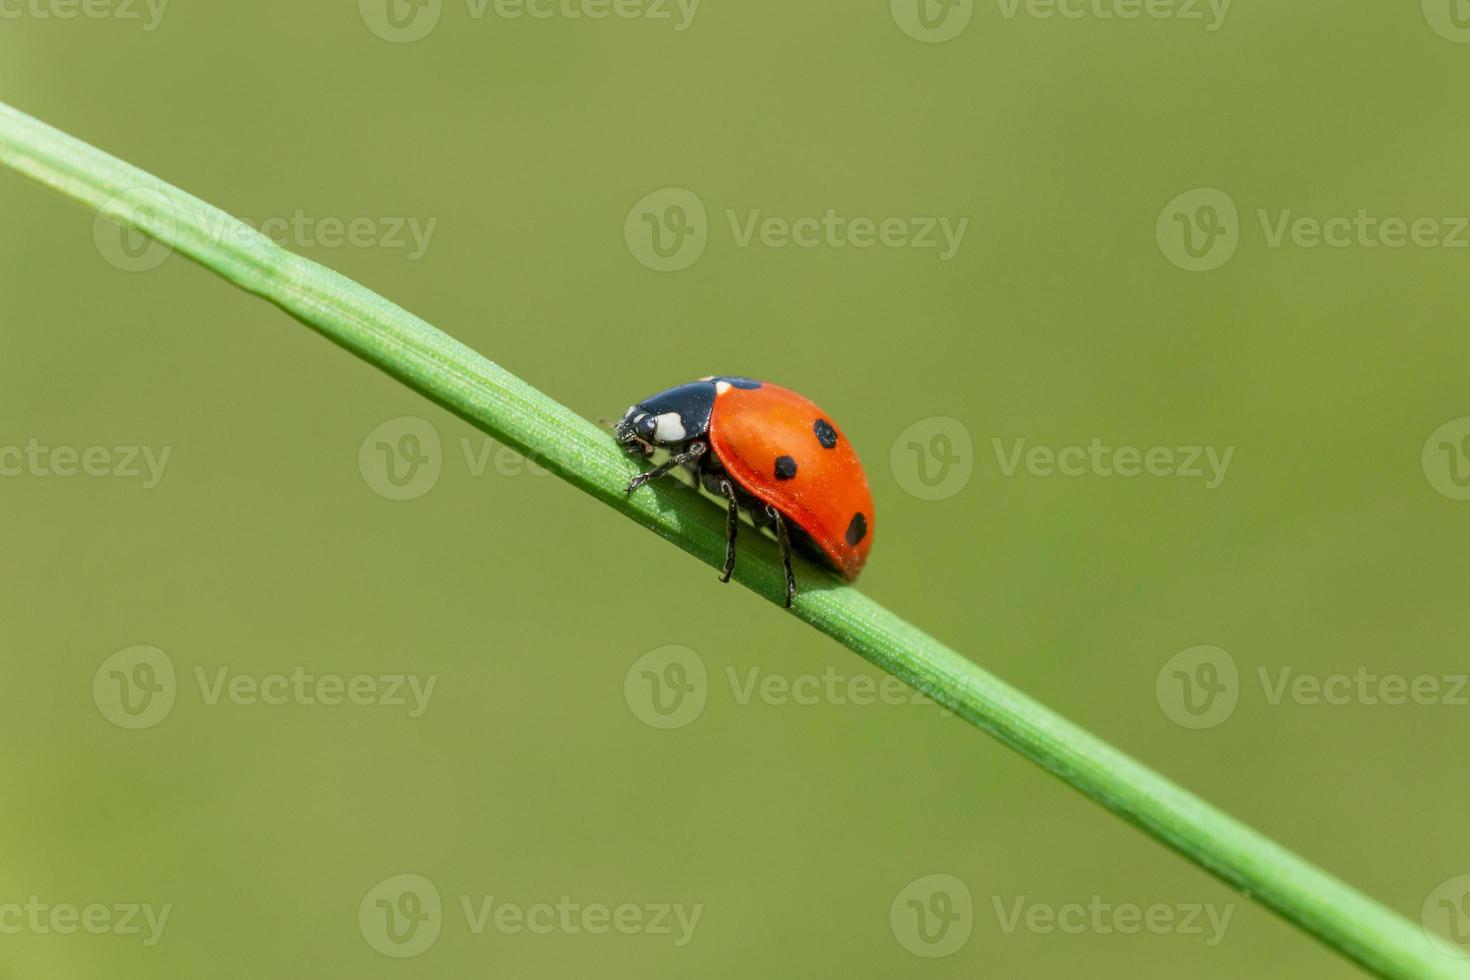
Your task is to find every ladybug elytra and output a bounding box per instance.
[615,376,874,606]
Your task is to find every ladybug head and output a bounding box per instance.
[614,406,661,455]
[613,382,717,456]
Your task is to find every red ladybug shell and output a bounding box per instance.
[708,382,874,581]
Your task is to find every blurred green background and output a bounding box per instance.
[4,1,1470,976]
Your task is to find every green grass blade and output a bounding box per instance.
[1,100,1460,979]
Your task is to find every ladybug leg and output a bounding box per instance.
[765,504,797,608]
[717,479,740,583]
[624,441,706,495]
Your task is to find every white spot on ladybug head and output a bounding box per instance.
[652,412,687,442]
[715,381,731,395]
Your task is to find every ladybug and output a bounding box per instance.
[615,376,874,606]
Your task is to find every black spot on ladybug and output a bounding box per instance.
[774,455,798,481]
[846,512,868,547]
[813,419,838,449]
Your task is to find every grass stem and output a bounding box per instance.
[1,100,1460,979]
